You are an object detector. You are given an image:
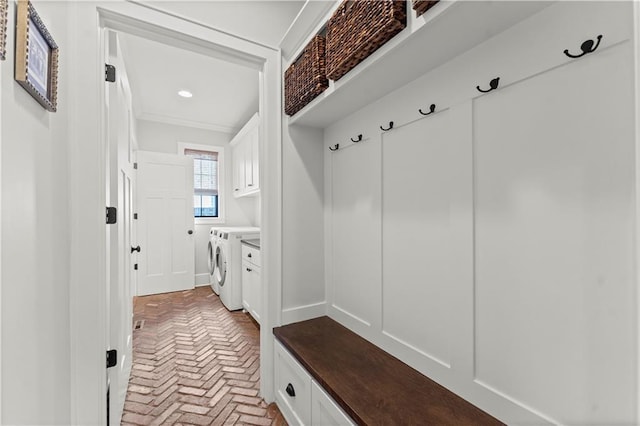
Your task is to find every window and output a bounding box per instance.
[180,144,225,223]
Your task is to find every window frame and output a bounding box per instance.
[178,142,226,225]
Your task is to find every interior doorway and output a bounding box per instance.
[86,3,284,424]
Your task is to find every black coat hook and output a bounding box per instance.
[351,134,363,143]
[419,104,436,116]
[477,77,500,93]
[564,35,602,59]
[329,143,339,151]
[380,122,394,131]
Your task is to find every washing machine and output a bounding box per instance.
[208,227,228,295]
[214,227,260,310]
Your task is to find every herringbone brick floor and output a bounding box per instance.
[121,286,287,426]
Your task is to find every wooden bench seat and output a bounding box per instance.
[273,316,503,426]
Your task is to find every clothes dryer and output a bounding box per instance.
[208,227,229,295]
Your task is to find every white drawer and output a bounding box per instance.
[311,381,355,426]
[275,341,311,426]
[241,244,261,267]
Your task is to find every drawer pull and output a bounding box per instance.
[248,253,252,258]
[286,383,295,397]
[246,268,252,272]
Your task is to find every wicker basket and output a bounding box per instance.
[413,0,438,17]
[326,0,406,81]
[284,34,329,116]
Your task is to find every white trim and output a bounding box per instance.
[70,2,281,423]
[177,141,227,225]
[279,1,337,64]
[259,45,283,404]
[195,273,211,287]
[138,112,238,134]
[634,3,640,424]
[0,14,3,420]
[69,5,109,422]
[129,0,280,51]
[281,302,327,326]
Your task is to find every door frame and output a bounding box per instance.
[68,3,282,424]
[634,4,640,423]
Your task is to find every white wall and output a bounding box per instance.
[136,119,258,285]
[136,119,229,154]
[141,1,304,48]
[281,124,325,323]
[1,1,71,424]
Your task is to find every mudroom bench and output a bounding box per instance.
[273,316,502,425]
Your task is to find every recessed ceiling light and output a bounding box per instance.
[178,90,193,98]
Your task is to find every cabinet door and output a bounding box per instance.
[251,127,260,190]
[249,266,261,323]
[233,144,245,196]
[311,381,354,426]
[242,260,252,313]
[244,132,254,191]
[474,43,634,424]
[275,342,312,425]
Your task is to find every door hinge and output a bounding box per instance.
[134,264,138,270]
[134,213,138,220]
[106,349,117,368]
[105,64,116,83]
[133,162,138,170]
[106,207,117,224]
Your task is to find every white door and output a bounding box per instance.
[105,30,135,425]
[137,150,195,295]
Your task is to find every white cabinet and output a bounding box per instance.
[311,382,354,426]
[230,113,260,197]
[241,243,261,324]
[275,341,355,426]
[275,341,312,426]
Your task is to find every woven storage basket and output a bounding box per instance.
[413,0,438,17]
[284,34,329,116]
[326,0,406,81]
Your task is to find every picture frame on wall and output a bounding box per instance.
[14,0,58,112]
[0,0,7,60]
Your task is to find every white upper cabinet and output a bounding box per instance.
[230,113,260,197]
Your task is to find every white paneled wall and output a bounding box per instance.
[473,43,635,423]
[319,2,637,424]
[330,140,380,329]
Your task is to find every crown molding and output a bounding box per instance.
[136,112,239,134]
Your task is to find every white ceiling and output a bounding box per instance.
[119,1,305,133]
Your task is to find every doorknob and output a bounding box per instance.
[131,245,140,253]
[188,230,193,235]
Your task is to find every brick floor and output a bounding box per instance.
[121,286,287,426]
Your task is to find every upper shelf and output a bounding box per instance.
[285,1,552,129]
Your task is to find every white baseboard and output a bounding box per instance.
[195,273,210,287]
[281,302,326,325]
